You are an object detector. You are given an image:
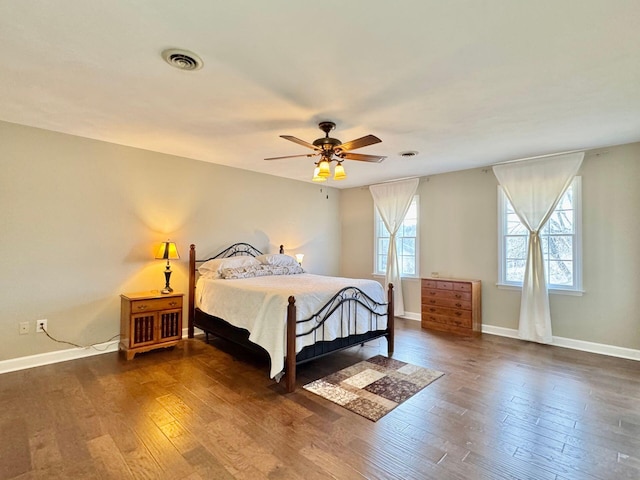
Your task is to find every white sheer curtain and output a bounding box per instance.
[493,152,584,343]
[369,178,419,316]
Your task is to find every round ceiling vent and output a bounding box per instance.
[399,150,419,157]
[161,49,203,71]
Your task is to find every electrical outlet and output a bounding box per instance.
[36,319,47,333]
[19,321,29,335]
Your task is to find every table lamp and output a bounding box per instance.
[155,240,180,294]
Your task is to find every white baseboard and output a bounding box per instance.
[0,327,200,375]
[398,311,421,321]
[0,340,120,375]
[400,317,640,362]
[482,324,640,362]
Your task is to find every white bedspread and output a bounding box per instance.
[196,273,387,378]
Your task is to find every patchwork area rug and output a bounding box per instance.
[303,355,444,421]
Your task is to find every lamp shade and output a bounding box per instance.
[318,159,331,178]
[333,163,347,180]
[312,166,327,182]
[295,253,304,265]
[155,241,180,260]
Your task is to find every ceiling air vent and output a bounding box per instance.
[399,151,419,157]
[161,49,203,71]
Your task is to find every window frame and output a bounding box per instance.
[497,177,583,295]
[373,195,420,279]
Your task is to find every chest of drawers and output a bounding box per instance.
[421,278,481,335]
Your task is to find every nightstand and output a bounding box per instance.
[119,291,183,360]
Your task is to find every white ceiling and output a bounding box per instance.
[1,1,639,189]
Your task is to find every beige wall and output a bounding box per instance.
[0,121,341,361]
[341,143,640,350]
[2,119,638,362]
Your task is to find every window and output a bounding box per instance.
[374,196,419,277]
[498,177,582,293]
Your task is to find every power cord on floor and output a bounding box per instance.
[41,326,121,351]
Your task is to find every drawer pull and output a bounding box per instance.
[169,301,177,307]
[137,304,148,310]
[455,311,462,316]
[429,300,436,304]
[429,308,436,312]
[455,303,462,307]
[455,294,462,299]
[429,291,436,296]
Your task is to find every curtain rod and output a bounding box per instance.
[491,149,586,167]
[369,176,420,187]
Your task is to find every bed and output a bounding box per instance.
[187,242,394,392]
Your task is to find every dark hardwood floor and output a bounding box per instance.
[1,320,639,479]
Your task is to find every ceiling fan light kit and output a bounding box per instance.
[311,158,347,181]
[265,121,386,182]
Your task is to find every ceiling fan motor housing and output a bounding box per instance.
[314,121,341,152]
[313,136,342,150]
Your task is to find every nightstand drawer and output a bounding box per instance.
[130,296,182,313]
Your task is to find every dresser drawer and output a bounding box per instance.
[453,282,472,292]
[422,279,438,289]
[422,296,471,310]
[435,281,454,290]
[450,291,471,301]
[130,296,183,313]
[422,279,455,290]
[421,313,472,329]
[422,288,471,301]
[421,305,471,320]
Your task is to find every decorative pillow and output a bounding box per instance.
[256,253,299,267]
[260,264,304,276]
[198,256,260,277]
[221,265,262,279]
[220,264,304,279]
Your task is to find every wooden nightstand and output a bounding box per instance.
[119,291,183,360]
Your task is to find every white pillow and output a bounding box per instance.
[256,253,299,267]
[198,256,260,277]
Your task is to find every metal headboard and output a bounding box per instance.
[208,242,264,260]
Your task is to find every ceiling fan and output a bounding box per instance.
[264,121,386,181]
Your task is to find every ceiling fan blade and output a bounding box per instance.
[338,134,382,151]
[341,152,386,163]
[264,153,317,161]
[280,135,318,150]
